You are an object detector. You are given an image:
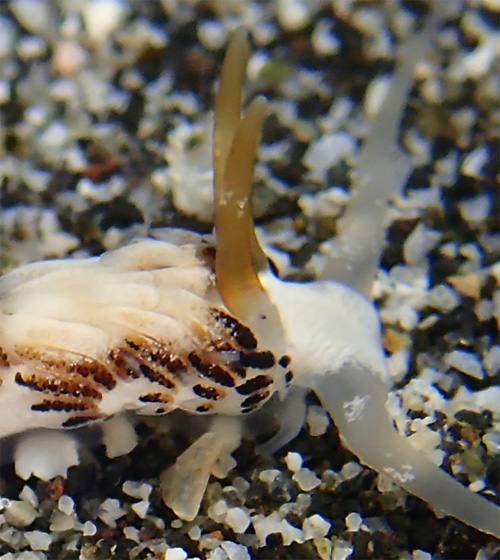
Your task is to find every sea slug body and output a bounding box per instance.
[0,1,499,548]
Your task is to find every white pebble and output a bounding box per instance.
[259,469,281,485]
[226,507,251,534]
[220,541,251,560]
[332,538,354,560]
[49,512,75,532]
[341,461,363,481]
[17,35,46,60]
[484,346,500,376]
[404,222,441,265]
[427,284,460,313]
[122,481,152,501]
[252,511,304,546]
[82,0,127,43]
[285,452,303,472]
[468,480,486,493]
[19,486,38,508]
[57,495,74,516]
[81,521,97,536]
[304,132,356,176]
[98,498,127,527]
[3,500,38,528]
[413,551,432,560]
[276,0,310,30]
[10,0,51,35]
[164,549,188,560]
[458,194,490,226]
[312,19,339,55]
[197,20,226,51]
[462,146,488,178]
[445,350,484,380]
[302,514,331,540]
[131,500,149,519]
[483,431,500,455]
[24,531,52,551]
[293,468,321,491]
[307,405,330,437]
[123,526,141,543]
[345,512,363,532]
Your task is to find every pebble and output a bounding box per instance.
[445,350,485,380]
[225,507,251,534]
[306,405,330,437]
[98,498,127,528]
[302,514,331,540]
[276,0,310,31]
[252,511,304,546]
[345,512,363,532]
[332,538,354,560]
[57,495,74,516]
[49,512,75,532]
[458,194,491,226]
[220,541,251,560]
[483,346,500,377]
[3,501,38,528]
[164,549,188,560]
[293,468,321,492]
[24,531,52,551]
[10,0,51,35]
[403,222,441,266]
[285,451,303,472]
[131,500,149,519]
[304,132,356,177]
[81,521,97,537]
[82,0,127,43]
[447,272,481,299]
[413,551,432,560]
[18,487,38,509]
[122,481,153,501]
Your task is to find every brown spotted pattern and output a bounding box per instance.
[1,306,294,430]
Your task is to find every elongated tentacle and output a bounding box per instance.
[321,3,449,297]
[316,363,500,538]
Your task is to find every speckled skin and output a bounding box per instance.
[0,238,291,438]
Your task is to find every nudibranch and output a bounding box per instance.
[1,8,499,541]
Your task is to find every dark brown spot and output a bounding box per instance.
[241,391,269,410]
[213,310,258,349]
[279,355,291,368]
[32,399,91,412]
[196,405,211,413]
[139,364,175,389]
[193,384,220,400]
[125,339,141,351]
[236,375,273,395]
[15,372,102,399]
[70,361,116,390]
[188,352,235,387]
[139,392,173,403]
[239,351,275,370]
[285,371,294,384]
